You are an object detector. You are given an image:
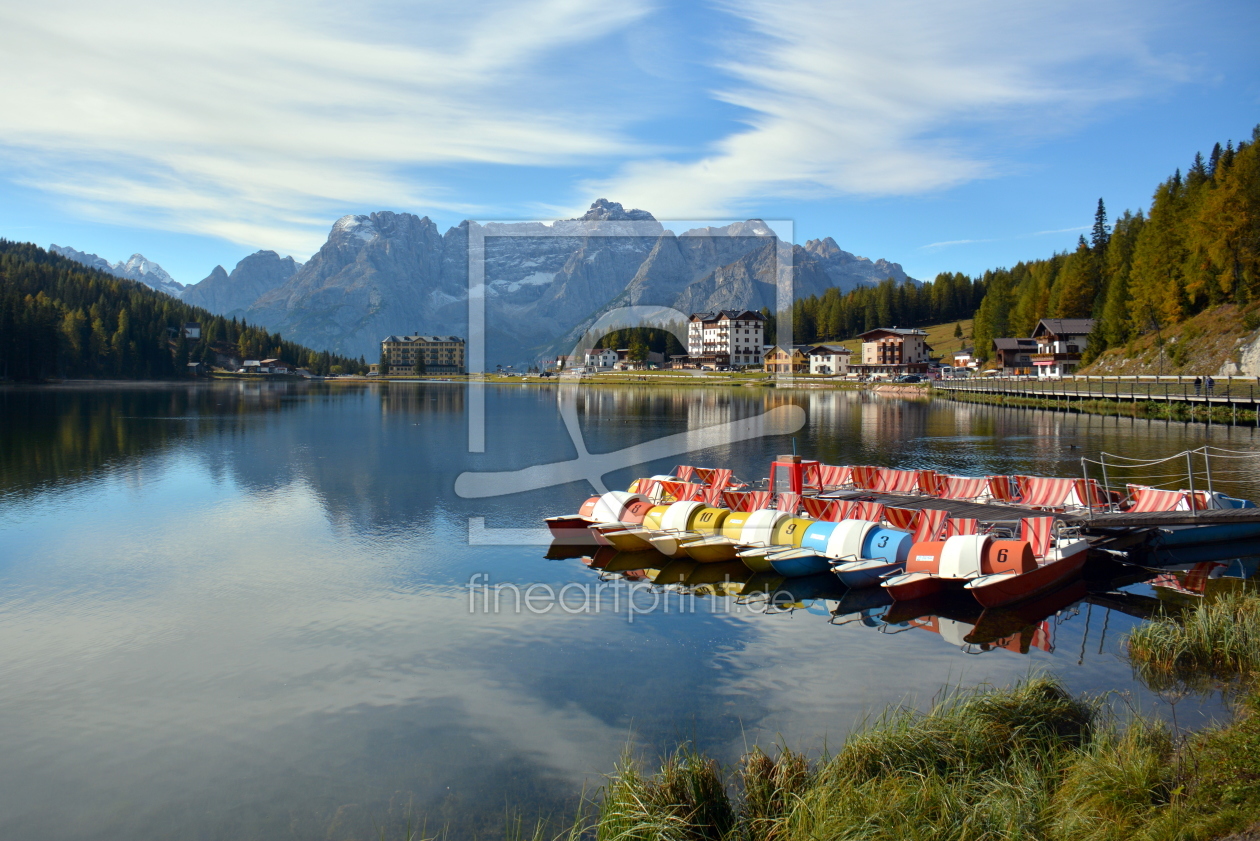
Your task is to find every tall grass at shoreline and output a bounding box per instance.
[1128,591,1260,692]
[578,593,1260,841]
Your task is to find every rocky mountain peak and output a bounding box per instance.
[181,249,302,316]
[119,253,179,289]
[577,198,656,223]
[804,236,842,258]
[49,243,184,295]
[332,214,377,243]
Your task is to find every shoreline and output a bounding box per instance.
[937,385,1260,426]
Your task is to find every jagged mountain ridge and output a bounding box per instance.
[181,250,302,316]
[177,200,914,365]
[50,244,185,297]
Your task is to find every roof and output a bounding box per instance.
[689,310,766,323]
[382,335,465,343]
[808,344,852,354]
[858,327,928,339]
[992,337,1038,350]
[1033,318,1094,338]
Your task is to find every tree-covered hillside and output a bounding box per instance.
[0,240,366,380]
[780,272,987,346]
[971,125,1260,361]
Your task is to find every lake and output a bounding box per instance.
[1,381,1258,841]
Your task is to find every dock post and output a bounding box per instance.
[1098,454,1112,513]
[1204,447,1214,497]
[1186,450,1198,519]
[1080,458,1091,521]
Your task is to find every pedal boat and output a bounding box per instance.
[648,531,703,559]
[831,557,904,589]
[545,515,600,544]
[881,534,993,601]
[736,544,775,573]
[767,547,831,578]
[590,524,656,552]
[680,535,742,563]
[963,539,1090,608]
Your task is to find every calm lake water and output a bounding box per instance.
[2,381,1259,841]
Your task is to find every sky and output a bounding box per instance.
[0,0,1257,286]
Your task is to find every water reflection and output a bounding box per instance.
[2,382,1259,841]
[559,541,1260,663]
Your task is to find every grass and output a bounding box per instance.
[1086,303,1260,377]
[579,594,1260,841]
[1128,591,1260,693]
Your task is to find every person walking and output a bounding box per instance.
[1194,376,1202,396]
[1207,376,1215,395]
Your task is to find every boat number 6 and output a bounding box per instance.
[998,549,1009,562]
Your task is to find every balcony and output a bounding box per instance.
[1031,352,1082,364]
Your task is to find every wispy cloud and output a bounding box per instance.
[0,0,652,253]
[589,0,1183,217]
[1034,226,1092,237]
[921,238,997,250]
[920,225,1091,251]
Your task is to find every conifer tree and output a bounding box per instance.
[1091,199,1110,255]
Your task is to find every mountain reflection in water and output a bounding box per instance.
[1,381,1259,841]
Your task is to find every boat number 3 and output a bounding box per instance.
[876,536,889,548]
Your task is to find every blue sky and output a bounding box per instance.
[0,0,1257,286]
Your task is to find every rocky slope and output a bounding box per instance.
[181,250,301,316]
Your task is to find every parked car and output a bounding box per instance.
[894,374,925,383]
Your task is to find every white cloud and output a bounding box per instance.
[920,225,1090,251]
[0,0,652,254]
[589,0,1183,217]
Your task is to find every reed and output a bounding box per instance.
[1127,591,1260,692]
[588,674,1260,841]
[596,745,733,841]
[737,746,812,840]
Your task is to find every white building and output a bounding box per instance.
[687,310,766,368]
[1031,318,1094,378]
[808,344,852,375]
[583,348,618,369]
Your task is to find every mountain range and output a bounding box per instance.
[51,200,914,365]
[50,244,186,297]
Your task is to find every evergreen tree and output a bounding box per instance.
[1091,198,1110,255]
[174,332,189,374]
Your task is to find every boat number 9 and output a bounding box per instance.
[998,548,1009,562]
[876,536,889,548]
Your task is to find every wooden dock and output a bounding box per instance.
[827,490,1260,552]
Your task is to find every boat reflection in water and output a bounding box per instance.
[546,537,1260,658]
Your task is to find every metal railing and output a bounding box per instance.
[1078,446,1260,518]
[936,374,1260,405]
